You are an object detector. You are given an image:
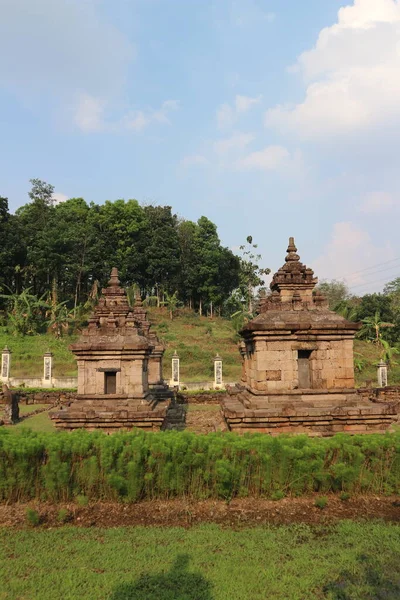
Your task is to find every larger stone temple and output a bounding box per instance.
[52,268,171,431]
[222,238,400,435]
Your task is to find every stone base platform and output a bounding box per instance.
[51,394,171,432]
[222,386,400,436]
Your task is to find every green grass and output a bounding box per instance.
[2,310,400,386]
[13,411,56,433]
[0,328,77,377]
[149,308,241,382]
[18,404,49,416]
[0,522,399,599]
[0,309,241,382]
[354,339,400,386]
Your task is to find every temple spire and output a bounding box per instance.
[134,287,143,307]
[108,267,120,288]
[270,236,317,299]
[285,237,300,263]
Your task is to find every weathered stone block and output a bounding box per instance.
[265,370,282,381]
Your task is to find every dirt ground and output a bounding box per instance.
[185,405,223,433]
[0,496,399,529]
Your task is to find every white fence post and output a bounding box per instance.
[377,360,388,388]
[1,346,11,382]
[171,351,180,388]
[43,351,54,387]
[214,354,223,389]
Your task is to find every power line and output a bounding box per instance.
[345,263,400,284]
[349,274,399,292]
[342,256,400,279]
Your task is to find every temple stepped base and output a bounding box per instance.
[222,387,400,436]
[51,395,171,432]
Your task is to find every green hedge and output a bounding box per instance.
[0,429,399,503]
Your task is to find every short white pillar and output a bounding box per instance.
[171,351,180,388]
[43,351,54,387]
[214,354,223,389]
[1,346,11,382]
[377,360,388,388]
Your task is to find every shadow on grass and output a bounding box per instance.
[110,554,214,600]
[323,553,400,600]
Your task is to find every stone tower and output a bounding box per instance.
[222,238,400,435]
[52,268,171,431]
[242,236,359,394]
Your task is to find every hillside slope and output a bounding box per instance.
[0,310,396,387]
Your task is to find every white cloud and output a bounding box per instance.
[180,155,209,168]
[0,0,134,105]
[52,192,69,205]
[73,94,179,133]
[312,221,393,290]
[73,94,106,133]
[236,145,290,171]
[213,132,255,155]
[217,94,262,129]
[359,191,398,214]
[125,111,150,132]
[228,1,275,27]
[235,94,262,113]
[217,103,235,129]
[0,1,178,135]
[266,0,400,138]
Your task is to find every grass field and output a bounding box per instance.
[0,521,399,599]
[14,410,56,433]
[1,308,398,385]
[18,404,49,416]
[0,328,78,378]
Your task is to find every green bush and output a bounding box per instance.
[340,491,351,502]
[57,508,70,523]
[271,490,285,501]
[26,508,40,526]
[76,495,89,507]
[315,497,328,510]
[0,429,399,503]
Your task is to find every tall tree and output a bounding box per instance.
[317,279,351,310]
[15,179,56,295]
[142,205,180,300]
[238,236,270,313]
[355,293,399,343]
[0,197,26,297]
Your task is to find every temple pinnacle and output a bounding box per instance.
[108,267,120,287]
[285,237,300,262]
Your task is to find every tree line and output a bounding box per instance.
[0,180,267,333]
[317,279,400,363]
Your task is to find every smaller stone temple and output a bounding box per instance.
[222,238,400,435]
[51,268,171,431]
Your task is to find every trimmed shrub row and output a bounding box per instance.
[0,429,399,503]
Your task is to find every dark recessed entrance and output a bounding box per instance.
[298,350,312,389]
[104,372,117,394]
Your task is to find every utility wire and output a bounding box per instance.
[349,274,400,292]
[342,256,400,279]
[345,263,400,283]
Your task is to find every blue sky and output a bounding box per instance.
[1,0,400,293]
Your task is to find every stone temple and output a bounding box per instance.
[52,268,171,431]
[222,238,400,435]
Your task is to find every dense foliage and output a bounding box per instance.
[317,280,400,369]
[0,180,245,322]
[0,429,398,502]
